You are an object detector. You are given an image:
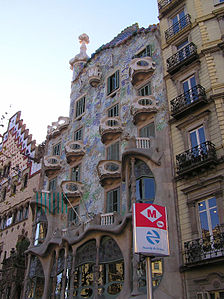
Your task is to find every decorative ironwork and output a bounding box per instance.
[176,141,217,175]
[184,232,224,264]
[167,43,197,74]
[165,14,191,41]
[158,0,172,10]
[171,85,207,118]
[75,240,97,266]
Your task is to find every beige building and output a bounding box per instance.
[158,0,224,298]
[0,112,41,299]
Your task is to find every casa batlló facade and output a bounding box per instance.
[22,24,184,299]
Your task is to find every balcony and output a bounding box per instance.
[65,141,85,164]
[171,85,208,119]
[88,65,101,87]
[44,156,61,177]
[158,0,184,17]
[47,117,70,139]
[131,96,158,125]
[97,160,121,186]
[184,232,224,266]
[61,181,83,199]
[129,57,156,86]
[176,141,218,177]
[101,212,115,225]
[165,14,191,42]
[99,117,123,144]
[167,43,198,75]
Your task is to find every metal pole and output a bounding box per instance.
[146,256,153,299]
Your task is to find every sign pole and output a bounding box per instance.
[146,256,153,299]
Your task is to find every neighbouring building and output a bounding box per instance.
[0,112,42,299]
[158,0,224,298]
[22,24,184,298]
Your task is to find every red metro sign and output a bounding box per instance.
[133,203,169,257]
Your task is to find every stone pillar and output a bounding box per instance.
[125,162,130,212]
[51,249,59,299]
[93,238,100,299]
[42,256,52,299]
[130,157,136,211]
[22,253,31,299]
[61,247,68,299]
[69,248,76,299]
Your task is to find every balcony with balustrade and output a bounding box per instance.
[171,85,208,119]
[183,230,224,267]
[129,57,156,86]
[99,117,123,144]
[176,141,218,177]
[61,181,83,200]
[97,160,121,186]
[131,96,158,125]
[167,43,198,75]
[158,0,184,18]
[44,156,61,177]
[65,141,85,164]
[88,65,101,87]
[165,14,191,43]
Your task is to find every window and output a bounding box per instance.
[172,10,186,34]
[75,96,85,118]
[49,177,57,192]
[177,39,189,61]
[107,70,119,95]
[189,126,206,148]
[182,75,198,103]
[12,183,16,194]
[133,45,151,58]
[108,103,119,118]
[74,127,83,141]
[23,173,28,188]
[24,205,29,218]
[18,208,24,222]
[139,123,155,138]
[106,141,120,160]
[209,291,224,299]
[214,0,224,4]
[68,205,79,225]
[53,143,61,156]
[138,82,151,96]
[2,187,7,201]
[106,187,120,213]
[71,165,81,182]
[198,197,220,238]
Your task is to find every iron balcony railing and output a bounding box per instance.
[165,14,191,41]
[158,0,172,11]
[167,42,197,73]
[171,85,207,117]
[184,232,224,265]
[176,141,217,175]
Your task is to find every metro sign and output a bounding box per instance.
[133,203,169,257]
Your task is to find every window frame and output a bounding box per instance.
[74,95,86,119]
[48,177,57,192]
[106,140,120,161]
[74,127,83,141]
[71,164,81,182]
[107,103,119,118]
[133,45,152,59]
[138,122,155,138]
[106,70,120,96]
[68,205,79,226]
[138,82,152,97]
[52,143,61,156]
[106,187,120,213]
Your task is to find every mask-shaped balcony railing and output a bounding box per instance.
[101,212,115,225]
[129,57,156,86]
[61,181,83,199]
[165,14,191,42]
[131,96,159,125]
[167,43,198,75]
[88,65,102,87]
[97,160,121,186]
[176,141,217,176]
[170,85,208,119]
[184,232,224,265]
[99,117,123,144]
[44,156,61,176]
[65,141,85,164]
[47,117,70,138]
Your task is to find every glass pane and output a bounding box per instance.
[199,211,209,236]
[107,283,123,295]
[198,201,206,212]
[208,197,216,208]
[190,76,196,88]
[190,131,198,147]
[81,264,94,286]
[198,127,206,144]
[144,178,155,201]
[55,272,63,295]
[210,208,219,230]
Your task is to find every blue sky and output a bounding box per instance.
[0,0,159,144]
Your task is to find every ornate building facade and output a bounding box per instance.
[157,0,224,297]
[23,24,184,299]
[0,112,41,298]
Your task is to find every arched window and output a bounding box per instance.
[98,236,124,297]
[26,255,45,299]
[73,240,96,298]
[135,159,155,203]
[34,208,48,246]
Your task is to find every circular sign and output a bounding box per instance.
[157,220,164,228]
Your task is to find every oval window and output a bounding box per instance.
[70,143,81,150]
[66,183,78,192]
[105,163,119,172]
[137,60,149,67]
